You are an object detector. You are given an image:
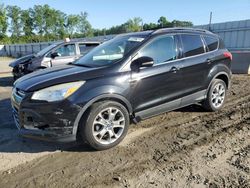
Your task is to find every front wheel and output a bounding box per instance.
[79,101,130,150]
[202,79,227,111]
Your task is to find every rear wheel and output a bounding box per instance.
[79,101,129,150]
[202,79,227,111]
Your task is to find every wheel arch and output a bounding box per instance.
[206,71,230,97]
[73,94,133,136]
[215,73,229,88]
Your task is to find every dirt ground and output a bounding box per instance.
[0,73,249,188]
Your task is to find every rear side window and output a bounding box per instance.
[138,35,177,65]
[181,34,205,57]
[204,36,218,51]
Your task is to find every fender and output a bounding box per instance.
[72,94,133,135]
[205,64,231,96]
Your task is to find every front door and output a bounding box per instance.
[51,43,77,67]
[128,34,183,115]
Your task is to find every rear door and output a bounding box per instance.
[179,34,209,96]
[202,35,219,73]
[50,43,77,66]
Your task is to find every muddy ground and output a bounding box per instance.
[0,74,249,188]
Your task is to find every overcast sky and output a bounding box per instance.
[2,0,250,28]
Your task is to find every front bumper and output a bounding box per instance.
[11,88,82,142]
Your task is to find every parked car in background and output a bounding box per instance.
[9,39,102,80]
[11,28,232,150]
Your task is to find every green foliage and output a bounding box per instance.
[0,5,193,44]
[0,4,8,36]
[125,17,143,32]
[77,12,93,37]
[6,5,22,37]
[33,5,45,35]
[21,9,34,36]
[65,14,80,37]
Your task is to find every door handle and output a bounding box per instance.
[170,66,180,73]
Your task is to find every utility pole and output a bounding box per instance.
[209,12,213,31]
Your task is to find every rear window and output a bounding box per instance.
[203,36,218,51]
[181,34,205,57]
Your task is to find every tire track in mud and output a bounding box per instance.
[0,75,249,188]
[90,98,250,187]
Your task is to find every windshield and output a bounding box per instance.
[36,43,58,57]
[73,35,145,67]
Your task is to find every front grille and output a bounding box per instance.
[12,87,26,129]
[16,89,26,99]
[12,87,26,105]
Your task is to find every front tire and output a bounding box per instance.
[202,79,227,111]
[79,101,130,150]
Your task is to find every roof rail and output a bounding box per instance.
[152,27,213,34]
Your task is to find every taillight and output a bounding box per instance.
[223,52,232,61]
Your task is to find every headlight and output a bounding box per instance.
[31,81,85,102]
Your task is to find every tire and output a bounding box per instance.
[78,101,130,150]
[202,79,227,112]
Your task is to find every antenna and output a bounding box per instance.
[209,12,213,31]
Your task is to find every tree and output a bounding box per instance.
[78,12,93,37]
[33,5,45,35]
[158,16,171,28]
[0,4,7,37]
[7,5,22,37]
[65,14,80,37]
[21,9,34,36]
[53,10,66,39]
[172,20,193,27]
[0,2,195,44]
[125,17,142,32]
[143,22,158,30]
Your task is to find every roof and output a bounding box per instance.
[115,27,215,40]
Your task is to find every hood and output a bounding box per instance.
[9,54,35,67]
[14,65,108,92]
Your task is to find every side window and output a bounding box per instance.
[55,44,76,57]
[181,34,205,57]
[138,35,177,65]
[79,44,98,55]
[203,36,218,51]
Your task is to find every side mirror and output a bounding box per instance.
[50,52,60,59]
[130,56,154,72]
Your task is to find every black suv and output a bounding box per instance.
[11,28,232,150]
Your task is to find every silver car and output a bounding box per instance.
[9,39,102,80]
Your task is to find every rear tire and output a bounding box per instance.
[78,101,129,150]
[202,79,227,112]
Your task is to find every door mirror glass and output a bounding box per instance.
[130,56,154,72]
